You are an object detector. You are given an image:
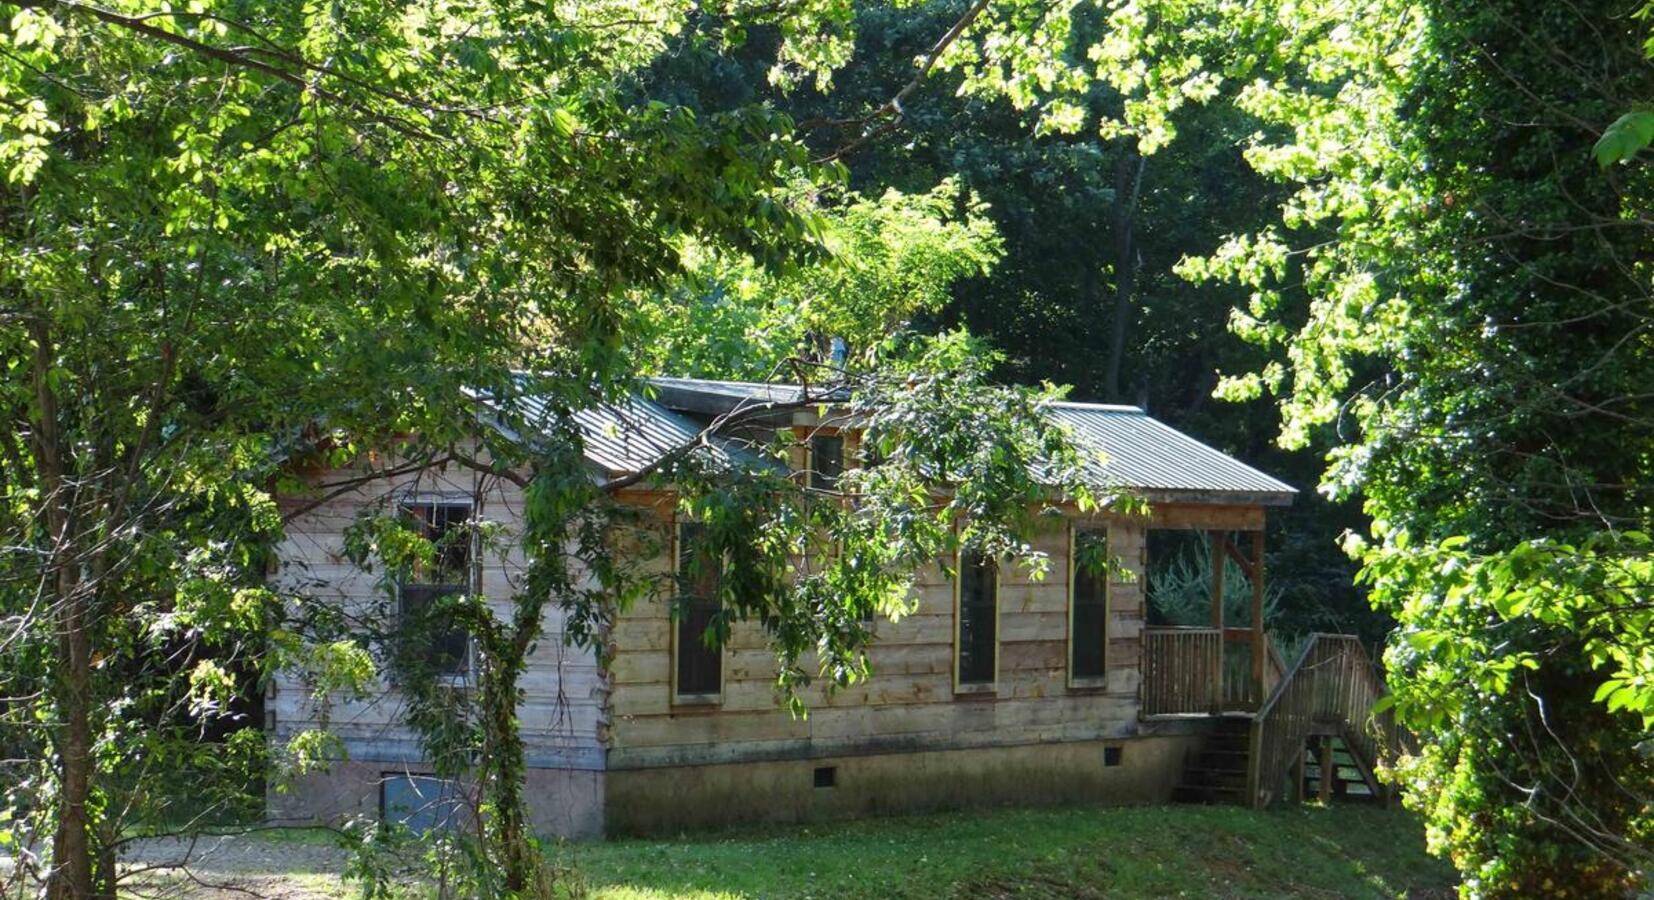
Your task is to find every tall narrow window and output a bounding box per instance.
[399,502,472,675]
[1070,527,1110,684]
[809,434,844,491]
[674,522,722,700]
[955,549,998,689]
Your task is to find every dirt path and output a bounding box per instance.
[120,832,351,899]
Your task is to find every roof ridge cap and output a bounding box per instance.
[1050,400,1144,413]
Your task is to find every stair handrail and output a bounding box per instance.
[1246,633,1397,808]
[1263,638,1288,697]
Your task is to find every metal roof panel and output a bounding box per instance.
[492,379,1295,502]
[1048,403,1296,502]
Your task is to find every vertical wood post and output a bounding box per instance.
[1293,744,1307,803]
[1208,530,1225,711]
[1251,528,1266,704]
[1318,736,1334,803]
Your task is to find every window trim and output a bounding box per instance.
[395,497,477,681]
[952,545,1000,695]
[1067,523,1112,690]
[670,519,724,706]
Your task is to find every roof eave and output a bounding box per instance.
[1138,487,1298,507]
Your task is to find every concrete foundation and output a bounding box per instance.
[268,760,605,840]
[604,734,1201,836]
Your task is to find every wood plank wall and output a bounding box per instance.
[605,505,1150,770]
[270,451,1264,777]
[269,451,607,770]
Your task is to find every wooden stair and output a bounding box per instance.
[1302,734,1382,803]
[1245,634,1400,808]
[1171,717,1253,805]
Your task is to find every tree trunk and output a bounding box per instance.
[484,594,550,897]
[483,649,535,895]
[47,568,95,900]
[1104,151,1146,402]
[33,319,96,900]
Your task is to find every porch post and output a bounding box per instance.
[1251,528,1266,699]
[1209,530,1225,710]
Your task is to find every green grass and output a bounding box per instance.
[558,803,1457,899]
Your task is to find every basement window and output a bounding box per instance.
[380,774,461,835]
[1103,745,1123,767]
[814,766,837,789]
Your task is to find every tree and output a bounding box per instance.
[1082,0,1654,891]
[631,178,1002,379]
[0,1,831,895]
[1180,1,1654,890]
[0,3,1125,897]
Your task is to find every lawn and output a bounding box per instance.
[559,803,1455,899]
[117,802,1455,898]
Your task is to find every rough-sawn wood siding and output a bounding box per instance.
[269,453,606,770]
[603,498,1147,770]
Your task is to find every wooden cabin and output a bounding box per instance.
[267,377,1391,838]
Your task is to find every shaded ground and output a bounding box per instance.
[120,830,352,899]
[111,803,1455,898]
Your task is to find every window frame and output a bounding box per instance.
[807,431,846,492]
[395,497,476,680]
[670,519,724,706]
[1066,523,1112,689]
[379,772,461,835]
[952,546,1000,695]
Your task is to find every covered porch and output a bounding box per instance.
[1138,528,1284,718]
[1130,516,1399,809]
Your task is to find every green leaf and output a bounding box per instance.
[1405,630,1446,651]
[1593,111,1654,166]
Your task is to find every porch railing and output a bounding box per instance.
[1142,626,1285,716]
[1141,627,1223,715]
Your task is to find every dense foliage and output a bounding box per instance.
[1015,0,1654,892]
[1183,2,1654,891]
[0,1,831,895]
[5,0,1652,897]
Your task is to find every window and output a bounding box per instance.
[381,774,461,835]
[674,522,722,701]
[1069,526,1110,684]
[955,548,998,689]
[813,766,837,788]
[809,433,844,491]
[399,502,472,675]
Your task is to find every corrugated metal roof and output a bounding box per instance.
[482,386,761,476]
[570,397,724,474]
[488,378,1295,502]
[1048,402,1296,504]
